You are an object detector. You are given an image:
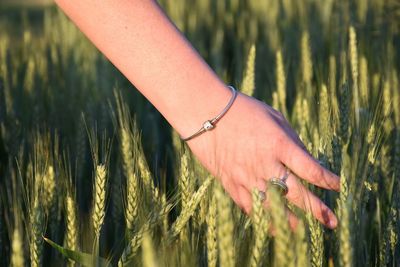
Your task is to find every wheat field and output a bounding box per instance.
[0,0,399,266]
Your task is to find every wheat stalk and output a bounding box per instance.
[30,197,43,267]
[170,176,213,237]
[136,144,161,207]
[249,189,269,267]
[125,162,139,232]
[179,148,192,212]
[359,56,369,107]
[65,194,78,267]
[276,50,288,117]
[119,221,151,267]
[241,44,256,96]
[307,214,324,267]
[301,31,313,88]
[388,207,398,257]
[349,26,360,126]
[281,0,294,20]
[272,91,280,112]
[295,220,309,267]
[43,165,55,214]
[117,100,140,232]
[269,187,294,267]
[23,57,35,92]
[141,233,158,267]
[382,80,392,119]
[339,199,353,267]
[178,148,192,241]
[329,55,340,127]
[116,94,143,229]
[207,193,217,267]
[119,205,170,266]
[300,98,311,142]
[93,164,107,237]
[137,148,154,192]
[198,184,209,226]
[337,145,353,267]
[43,164,60,239]
[392,70,400,126]
[215,182,235,267]
[319,84,332,157]
[11,227,24,267]
[65,195,78,251]
[394,127,400,179]
[339,83,350,143]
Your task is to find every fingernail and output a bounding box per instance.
[322,209,338,229]
[328,216,338,229]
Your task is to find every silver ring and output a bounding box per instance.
[258,168,290,201]
[269,178,289,195]
[269,168,290,196]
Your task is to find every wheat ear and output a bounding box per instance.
[119,205,170,266]
[241,44,256,96]
[249,189,270,267]
[349,26,360,125]
[295,220,309,267]
[276,49,288,117]
[207,192,217,267]
[215,183,235,267]
[11,227,24,267]
[93,164,107,237]
[170,176,213,237]
[307,213,324,267]
[30,197,43,267]
[269,187,294,267]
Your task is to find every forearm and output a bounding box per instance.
[55,0,231,137]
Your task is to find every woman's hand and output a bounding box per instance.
[54,0,339,229]
[186,91,340,229]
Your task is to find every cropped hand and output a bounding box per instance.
[186,91,340,229]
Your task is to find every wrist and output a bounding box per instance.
[163,81,233,140]
[180,85,238,141]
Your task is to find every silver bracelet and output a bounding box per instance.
[181,85,238,141]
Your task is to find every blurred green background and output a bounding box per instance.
[0,0,400,266]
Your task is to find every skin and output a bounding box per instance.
[55,0,340,229]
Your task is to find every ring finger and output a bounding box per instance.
[236,185,299,232]
[255,164,338,229]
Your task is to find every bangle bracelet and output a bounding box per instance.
[181,85,238,141]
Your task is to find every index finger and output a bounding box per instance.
[279,139,340,191]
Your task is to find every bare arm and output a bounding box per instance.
[54,0,230,138]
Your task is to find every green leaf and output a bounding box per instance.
[43,236,109,267]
